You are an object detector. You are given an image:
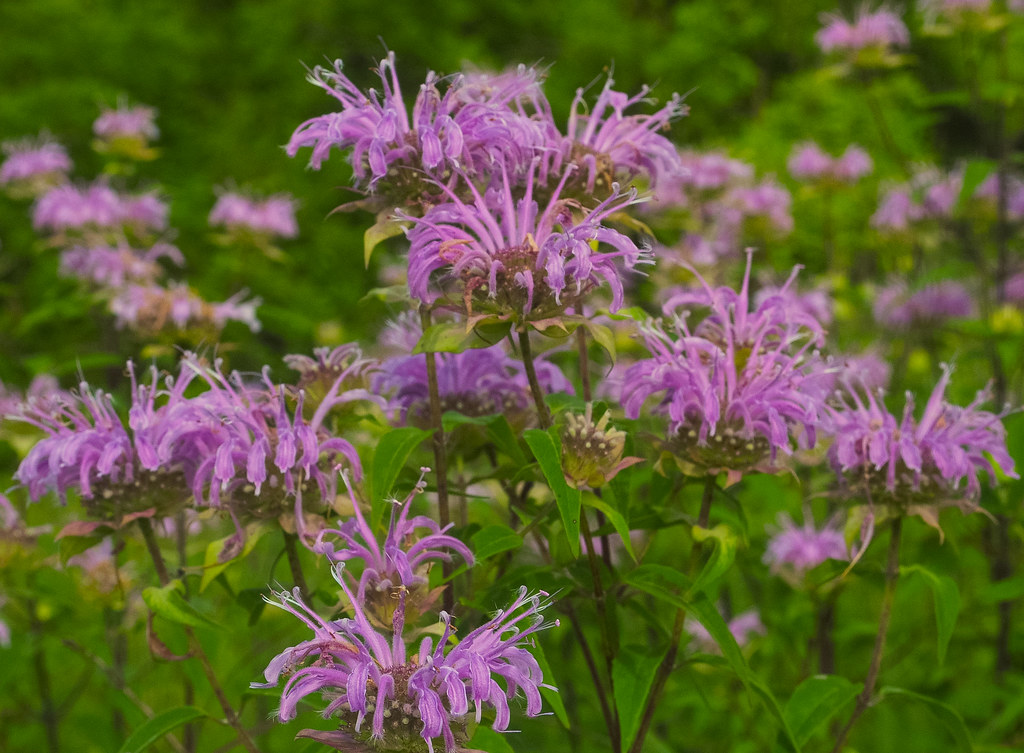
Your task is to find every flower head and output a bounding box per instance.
[686,609,765,654]
[59,242,182,288]
[561,403,643,488]
[872,280,975,329]
[764,513,848,582]
[816,5,910,57]
[33,182,168,237]
[93,104,159,142]
[0,135,72,198]
[108,283,261,336]
[209,191,299,240]
[788,142,873,184]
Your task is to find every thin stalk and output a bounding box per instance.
[176,513,197,753]
[28,599,60,753]
[420,309,453,614]
[580,509,622,751]
[576,326,593,403]
[629,475,717,753]
[282,531,310,603]
[832,516,903,753]
[518,327,552,429]
[815,590,839,676]
[138,520,262,753]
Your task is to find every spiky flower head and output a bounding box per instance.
[872,280,975,329]
[788,142,873,184]
[622,252,829,485]
[816,4,910,64]
[93,103,159,160]
[108,283,261,337]
[828,366,1017,531]
[209,190,299,240]
[59,242,182,288]
[254,564,557,753]
[561,403,643,488]
[314,469,474,625]
[403,162,650,322]
[33,182,168,239]
[0,135,72,198]
[764,513,848,585]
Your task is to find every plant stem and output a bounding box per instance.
[282,531,310,603]
[629,474,717,753]
[28,598,60,753]
[420,309,454,614]
[832,516,903,753]
[580,508,622,751]
[138,518,262,753]
[518,327,552,429]
[576,326,592,403]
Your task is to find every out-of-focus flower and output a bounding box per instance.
[403,162,650,320]
[788,142,873,183]
[108,283,261,335]
[93,103,159,160]
[726,180,794,234]
[764,513,848,581]
[816,5,910,59]
[872,280,975,329]
[209,190,299,240]
[872,167,964,231]
[561,403,643,488]
[254,565,556,753]
[33,182,168,237]
[973,173,1024,221]
[314,469,473,623]
[0,135,72,198]
[623,253,829,484]
[59,242,182,288]
[828,366,1017,529]
[686,609,765,654]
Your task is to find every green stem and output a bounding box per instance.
[832,517,903,753]
[420,309,454,614]
[628,474,716,753]
[282,531,310,603]
[518,327,552,429]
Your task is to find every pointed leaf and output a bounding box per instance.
[901,565,962,665]
[583,493,636,562]
[582,320,616,363]
[142,580,221,630]
[614,645,667,752]
[200,523,271,593]
[531,638,570,730]
[688,524,738,597]
[364,216,408,266]
[784,675,861,747]
[524,428,581,557]
[470,525,523,561]
[465,726,516,753]
[117,706,210,753]
[876,687,973,752]
[369,427,433,530]
[413,319,511,354]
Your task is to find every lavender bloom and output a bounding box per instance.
[675,150,754,193]
[0,135,72,197]
[816,5,910,55]
[288,53,551,197]
[973,173,1024,221]
[59,242,182,288]
[314,470,473,621]
[0,375,68,422]
[209,191,299,239]
[872,280,975,329]
[33,182,169,236]
[686,609,765,654]
[829,366,1017,523]
[726,180,794,234]
[93,104,159,142]
[404,163,650,319]
[542,77,687,194]
[788,142,873,183]
[623,253,828,484]
[256,567,556,753]
[375,312,573,425]
[872,167,964,231]
[108,283,261,335]
[764,514,848,579]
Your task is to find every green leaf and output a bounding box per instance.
[485,414,528,466]
[689,524,738,597]
[877,687,973,752]
[978,573,1024,604]
[364,215,408,266]
[532,638,570,730]
[369,427,433,530]
[623,565,800,752]
[614,645,667,752]
[200,523,270,593]
[117,706,210,753]
[465,725,516,753]
[58,534,106,567]
[583,493,636,562]
[901,565,962,666]
[784,675,861,747]
[413,319,511,354]
[470,524,523,561]
[142,581,221,630]
[359,284,410,305]
[582,320,616,363]
[956,159,996,211]
[524,428,582,557]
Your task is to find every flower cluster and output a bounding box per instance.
[209,190,299,241]
[872,279,975,329]
[0,135,72,198]
[816,5,910,57]
[788,142,874,184]
[33,182,168,237]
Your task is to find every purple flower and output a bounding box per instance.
[622,252,829,484]
[828,366,1017,524]
[33,182,168,236]
[872,280,975,329]
[686,609,765,654]
[788,142,873,183]
[872,167,964,231]
[314,470,473,621]
[59,242,182,288]
[209,191,299,239]
[93,104,159,142]
[816,5,910,55]
[256,566,556,753]
[403,162,650,319]
[108,283,261,335]
[725,180,794,234]
[764,513,848,579]
[541,77,686,195]
[0,135,72,197]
